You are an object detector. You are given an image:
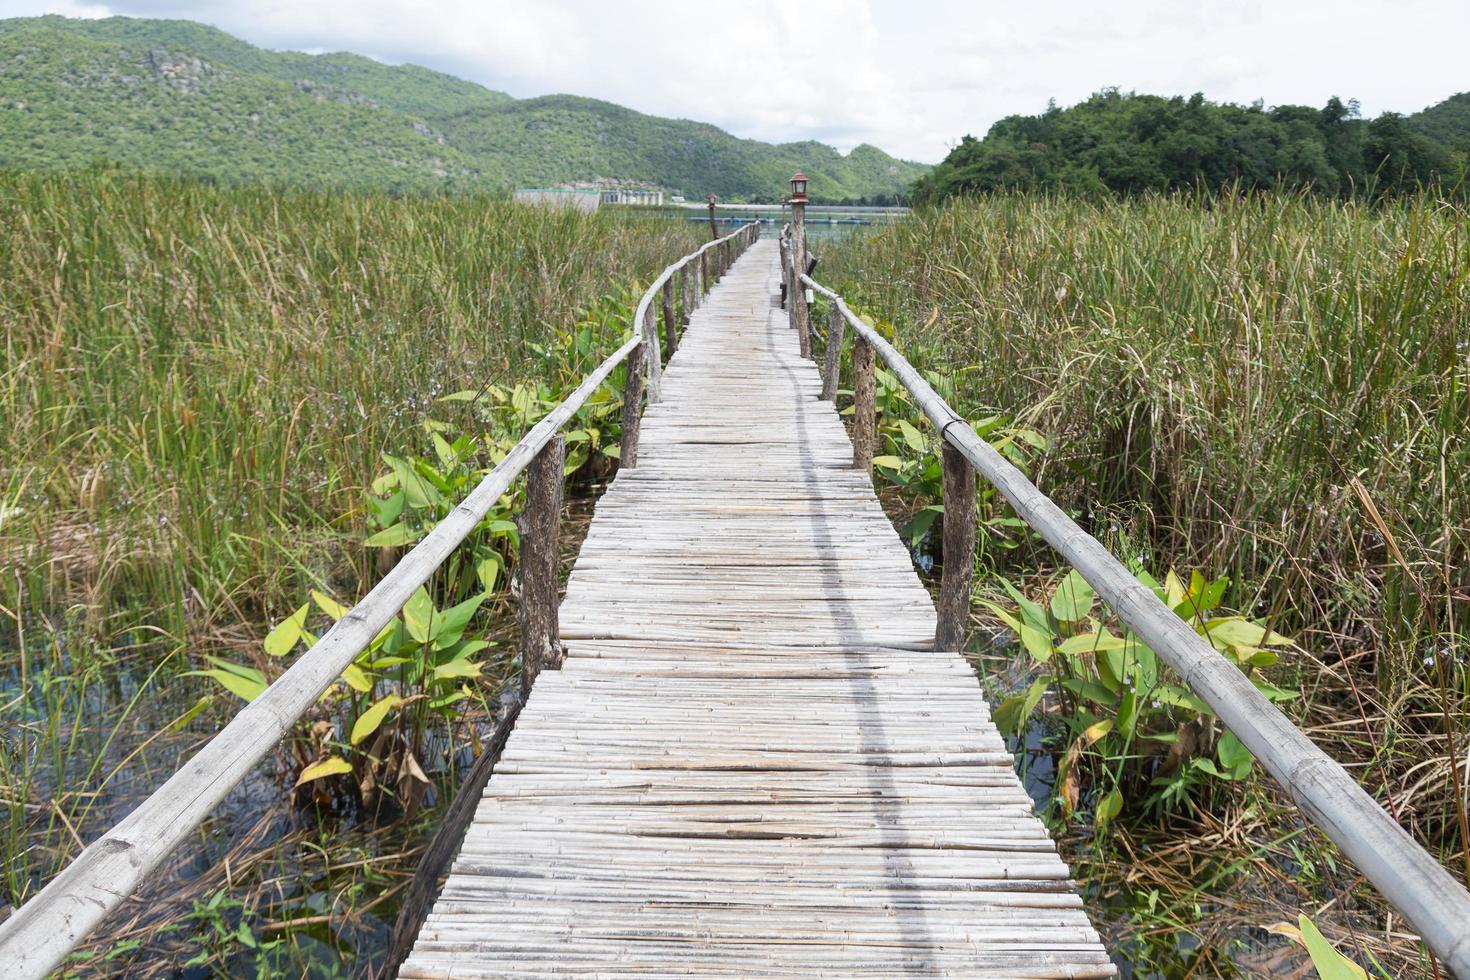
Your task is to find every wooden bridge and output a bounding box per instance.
[4,203,1470,978]
[400,240,1111,976]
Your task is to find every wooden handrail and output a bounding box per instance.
[0,221,758,979]
[800,271,1470,976]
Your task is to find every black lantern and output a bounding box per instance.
[790,172,808,203]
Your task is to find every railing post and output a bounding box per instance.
[936,442,977,652]
[642,302,662,402]
[780,239,791,318]
[618,343,645,468]
[680,264,692,325]
[821,301,844,401]
[517,434,564,700]
[852,335,875,475]
[661,278,678,356]
[790,183,811,359]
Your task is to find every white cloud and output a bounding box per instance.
[1,0,1468,162]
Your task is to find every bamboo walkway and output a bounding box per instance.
[400,240,1114,977]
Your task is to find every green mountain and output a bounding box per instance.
[0,15,924,201]
[1408,92,1470,155]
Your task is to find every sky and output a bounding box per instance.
[4,0,1469,163]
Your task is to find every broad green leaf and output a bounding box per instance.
[1298,915,1368,980]
[1217,731,1253,771]
[403,587,436,644]
[384,454,441,510]
[477,556,502,593]
[340,662,373,693]
[993,677,1048,736]
[898,419,927,453]
[1057,630,1126,656]
[351,694,403,745]
[264,603,310,657]
[436,389,480,402]
[1116,690,1139,738]
[432,592,487,645]
[871,455,905,469]
[1201,617,1292,648]
[902,508,941,548]
[365,522,419,548]
[978,601,1024,636]
[1081,719,1113,745]
[1152,684,1214,715]
[1164,569,1186,608]
[1096,787,1123,824]
[430,433,456,467]
[432,659,482,682]
[185,667,266,703]
[430,689,470,711]
[439,639,492,662]
[1019,622,1055,663]
[312,590,349,621]
[1050,570,1095,622]
[367,489,405,527]
[1000,578,1051,633]
[296,756,353,786]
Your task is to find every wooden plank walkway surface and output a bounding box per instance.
[401,240,1115,977]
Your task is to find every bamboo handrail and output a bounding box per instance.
[0,221,758,979]
[799,270,1470,977]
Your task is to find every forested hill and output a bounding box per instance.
[0,16,926,201]
[914,89,1469,203]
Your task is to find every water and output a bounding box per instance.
[640,204,905,245]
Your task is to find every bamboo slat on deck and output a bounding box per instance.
[400,240,1115,978]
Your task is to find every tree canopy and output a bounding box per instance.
[913,89,1466,203]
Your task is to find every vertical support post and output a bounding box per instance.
[661,277,677,357]
[680,264,692,325]
[790,196,810,358]
[517,434,564,700]
[707,193,719,241]
[787,195,811,357]
[779,239,791,314]
[821,302,845,401]
[619,343,645,469]
[936,442,977,652]
[852,335,875,476]
[642,302,662,402]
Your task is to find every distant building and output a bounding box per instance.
[600,188,665,206]
[513,187,601,212]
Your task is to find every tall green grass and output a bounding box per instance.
[0,170,697,971]
[825,189,1468,969]
[0,170,696,638]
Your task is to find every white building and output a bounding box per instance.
[600,188,665,206]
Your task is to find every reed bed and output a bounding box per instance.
[825,189,1468,973]
[0,170,696,973]
[0,170,695,635]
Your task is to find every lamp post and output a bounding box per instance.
[788,173,811,357]
[706,193,718,241]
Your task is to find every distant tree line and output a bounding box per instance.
[913,89,1469,203]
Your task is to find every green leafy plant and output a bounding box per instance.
[988,566,1294,820]
[188,290,636,817]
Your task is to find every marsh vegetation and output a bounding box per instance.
[820,188,1469,975]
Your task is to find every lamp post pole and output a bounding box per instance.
[789,173,810,358]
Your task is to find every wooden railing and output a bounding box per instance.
[790,258,1470,976]
[0,221,760,980]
